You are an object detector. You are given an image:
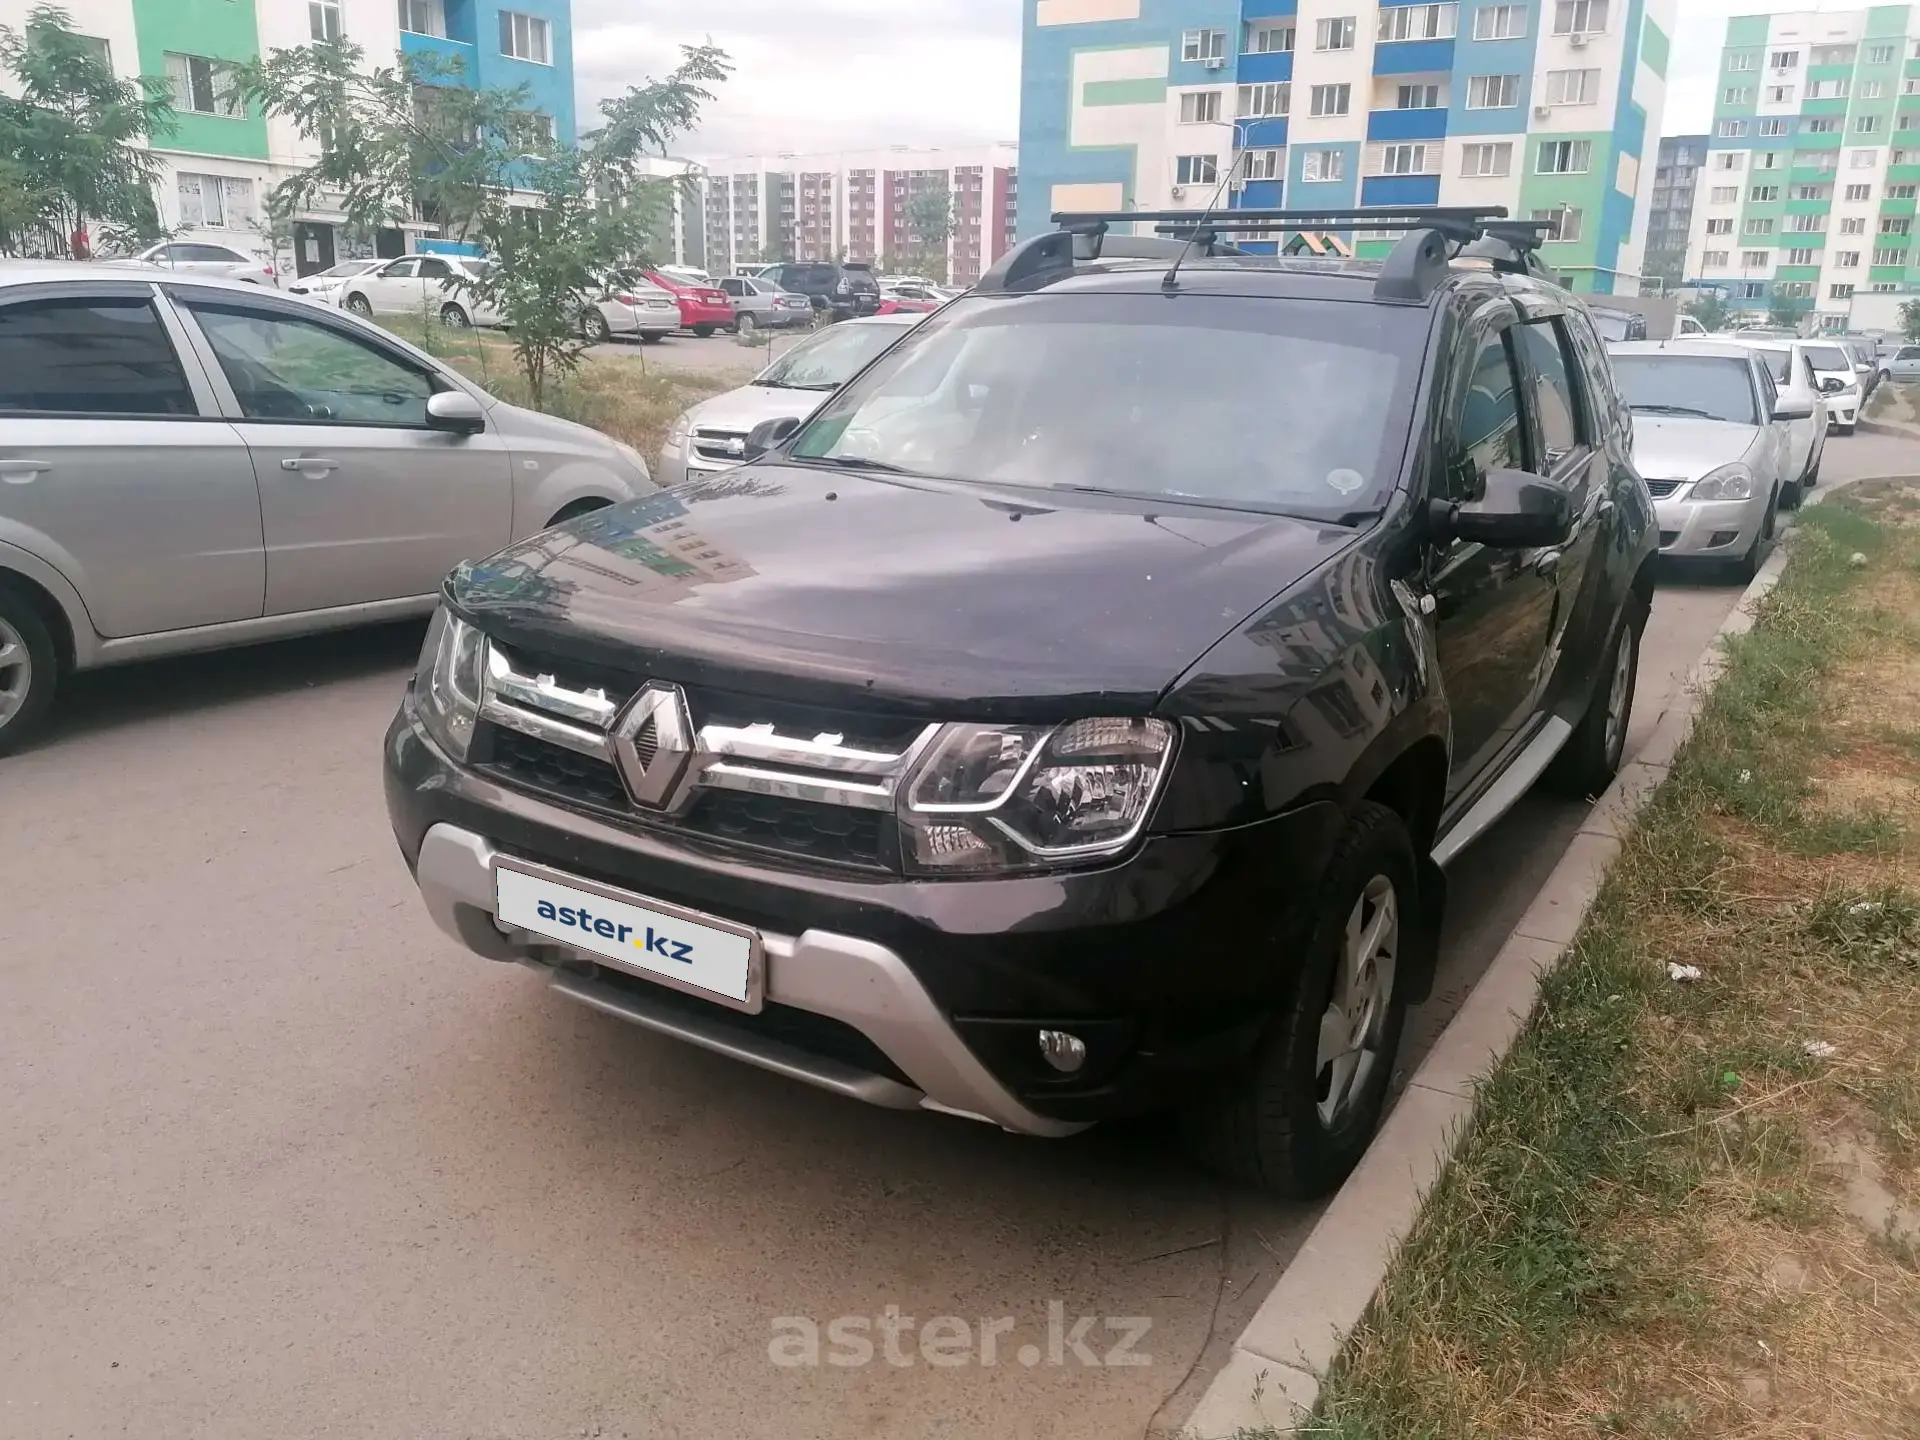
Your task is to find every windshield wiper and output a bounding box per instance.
[801,455,927,475]
[1629,403,1718,419]
[1045,482,1357,523]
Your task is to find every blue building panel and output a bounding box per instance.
[1447,0,1536,137]
[1594,0,1649,291]
[1366,107,1448,141]
[1239,116,1290,147]
[1237,51,1293,83]
[1361,173,1442,206]
[1373,38,1455,75]
[1241,1,1299,16]
[400,31,479,84]
[402,0,574,144]
[1236,179,1285,207]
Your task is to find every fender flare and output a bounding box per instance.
[0,536,99,668]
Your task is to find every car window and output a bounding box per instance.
[183,244,244,263]
[184,301,437,425]
[1755,362,1778,415]
[1450,330,1528,499]
[720,278,745,296]
[1514,319,1583,463]
[1609,355,1760,425]
[1588,310,1635,342]
[1801,354,1818,387]
[416,258,454,280]
[1901,346,1920,360]
[0,296,197,416]
[755,323,910,391]
[382,258,419,279]
[1805,344,1851,371]
[1756,350,1791,385]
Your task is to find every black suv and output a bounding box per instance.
[764,260,882,321]
[384,207,1655,1198]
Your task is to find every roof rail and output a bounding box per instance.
[977,206,1548,301]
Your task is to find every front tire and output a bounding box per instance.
[691,324,716,338]
[1546,599,1642,798]
[344,293,373,317]
[1183,801,1422,1198]
[1837,423,1856,436]
[640,333,665,345]
[0,586,58,758]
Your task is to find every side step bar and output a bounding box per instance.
[1431,717,1574,869]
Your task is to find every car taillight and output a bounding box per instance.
[615,293,639,305]
[701,289,727,302]
[264,263,275,276]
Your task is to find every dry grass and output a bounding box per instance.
[1311,484,1920,1439]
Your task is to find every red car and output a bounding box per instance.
[645,270,734,336]
[876,285,940,316]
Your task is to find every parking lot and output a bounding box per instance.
[2,433,1906,1440]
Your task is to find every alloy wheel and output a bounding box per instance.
[1602,622,1634,763]
[0,615,32,730]
[440,304,470,329]
[1316,875,1399,1128]
[736,312,756,336]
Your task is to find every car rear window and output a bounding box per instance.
[1805,344,1850,370]
[789,292,1423,521]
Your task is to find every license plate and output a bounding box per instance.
[493,857,764,1011]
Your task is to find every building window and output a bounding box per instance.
[1844,183,1871,201]
[1855,115,1882,134]
[1727,51,1756,72]
[1315,17,1356,51]
[1716,120,1746,138]
[1721,87,1751,106]
[1881,217,1912,235]
[1378,4,1457,42]
[177,172,255,228]
[1378,143,1433,175]
[1835,251,1860,267]
[499,10,551,63]
[1709,185,1738,203]
[1553,0,1607,34]
[1777,281,1813,298]
[1901,115,1920,130]
[1309,82,1352,116]
[1854,148,1879,167]
[1473,3,1526,39]
[1530,206,1583,241]
[1739,282,1764,299]
[1770,50,1800,69]
[1396,82,1440,109]
[1742,249,1770,266]
[1897,149,1916,165]
[1302,148,1346,182]
[1785,247,1816,264]
[1544,69,1599,106]
[1537,138,1590,174]
[1831,283,1856,299]
[1749,184,1779,201]
[1174,154,1218,186]
[1872,280,1900,291]
[1874,245,1908,264]
[309,0,342,41]
[1705,217,1734,235]
[1759,118,1788,137]
[1766,85,1794,104]
[1841,216,1867,235]
[1181,28,1227,62]
[1755,151,1781,170]
[1467,73,1520,108]
[1860,80,1886,99]
[1796,183,1832,201]
[163,53,243,116]
[1713,152,1744,171]
[397,0,444,37]
[1892,183,1920,198]
[512,110,555,149]
[1244,21,1294,53]
[1460,141,1512,177]
[1743,217,1774,235]
[1239,147,1284,180]
[1237,81,1289,117]
[1869,42,1898,64]
[1805,116,1839,133]
[1810,44,1856,66]
[1180,90,1222,123]
[1702,250,1729,266]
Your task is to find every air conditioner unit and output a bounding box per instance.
[1204,55,1226,70]
[1568,31,1588,47]
[1534,104,1554,118]
[1170,184,1188,200]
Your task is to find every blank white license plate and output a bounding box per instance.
[493,858,763,1011]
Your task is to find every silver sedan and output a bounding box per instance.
[1608,340,1810,579]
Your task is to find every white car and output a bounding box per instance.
[1674,313,1708,337]
[656,314,922,484]
[1715,337,1830,489]
[580,278,682,343]
[120,240,277,286]
[1795,338,1864,432]
[337,254,501,329]
[284,259,380,302]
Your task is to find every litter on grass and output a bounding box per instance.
[1668,962,1706,983]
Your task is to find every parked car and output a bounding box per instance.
[1794,339,1863,432]
[337,254,500,329]
[655,314,922,484]
[0,263,654,755]
[716,275,815,333]
[1608,340,1809,577]
[1674,313,1709,338]
[118,240,276,286]
[1879,342,1920,383]
[580,277,681,344]
[762,261,883,322]
[877,285,941,316]
[285,259,380,302]
[384,207,1658,1199]
[644,269,734,337]
[1832,336,1881,396]
[1727,337,1830,488]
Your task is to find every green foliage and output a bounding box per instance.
[1900,297,1920,342]
[1768,290,1810,330]
[1684,291,1729,333]
[0,4,172,255]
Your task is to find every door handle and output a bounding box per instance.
[280,456,340,474]
[1534,549,1563,580]
[0,458,51,484]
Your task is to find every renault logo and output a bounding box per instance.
[610,682,697,810]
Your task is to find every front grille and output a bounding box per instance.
[691,429,748,463]
[682,790,888,868]
[485,727,627,811]
[1645,478,1684,499]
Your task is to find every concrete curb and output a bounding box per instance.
[1179,519,1815,1437]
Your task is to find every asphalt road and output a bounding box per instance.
[3,435,1909,1440]
[586,328,800,380]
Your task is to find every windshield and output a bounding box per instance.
[786,293,1420,519]
[754,323,911,391]
[318,261,376,279]
[1805,344,1851,371]
[1589,310,1636,341]
[1610,355,1758,425]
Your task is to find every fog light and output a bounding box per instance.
[1037,1029,1087,1074]
[1708,530,1741,549]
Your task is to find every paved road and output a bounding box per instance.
[2,436,1909,1440]
[587,329,801,381]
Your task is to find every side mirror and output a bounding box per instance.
[743,416,801,461]
[1819,375,1846,394]
[426,390,485,435]
[1429,468,1571,548]
[1772,392,1815,420]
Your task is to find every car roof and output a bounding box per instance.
[0,259,267,294]
[1609,339,1757,362]
[844,313,925,329]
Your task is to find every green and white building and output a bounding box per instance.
[1686,6,1920,327]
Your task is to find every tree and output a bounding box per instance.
[1900,297,1920,342]
[1686,291,1730,333]
[1768,291,1810,330]
[903,184,952,282]
[237,40,729,408]
[0,4,172,256]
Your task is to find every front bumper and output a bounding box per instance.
[675,301,734,329]
[1828,398,1859,427]
[385,702,1343,1130]
[1655,493,1770,558]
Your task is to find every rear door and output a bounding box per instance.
[167,287,511,615]
[362,257,421,314]
[0,283,263,636]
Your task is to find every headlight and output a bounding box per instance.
[900,717,1176,873]
[613,439,652,485]
[1690,464,1755,501]
[664,411,692,449]
[414,606,486,761]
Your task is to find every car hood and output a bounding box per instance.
[1631,415,1763,482]
[446,465,1354,717]
[678,383,834,436]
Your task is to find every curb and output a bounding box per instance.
[1179,512,1817,1437]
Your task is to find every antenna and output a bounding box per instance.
[1162,147,1247,294]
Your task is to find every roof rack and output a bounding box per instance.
[976,206,1555,302]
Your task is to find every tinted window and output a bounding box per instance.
[1804,344,1850,371]
[0,297,196,415]
[790,294,1422,519]
[186,302,436,425]
[1609,355,1759,425]
[1453,331,1527,498]
[720,278,746,296]
[785,265,834,288]
[382,258,419,278]
[1515,319,1583,461]
[416,257,454,280]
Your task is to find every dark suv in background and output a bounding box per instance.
[384,207,1656,1198]
[764,260,882,321]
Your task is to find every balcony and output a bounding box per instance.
[1372,38,1455,75]
[1366,107,1447,141]
[1360,173,1442,207]
[401,30,478,83]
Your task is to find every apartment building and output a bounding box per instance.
[1019,0,1677,294]
[3,0,575,274]
[693,146,1020,284]
[1685,8,1920,329]
[1643,133,1705,290]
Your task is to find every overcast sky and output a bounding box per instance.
[570,1,1870,159]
